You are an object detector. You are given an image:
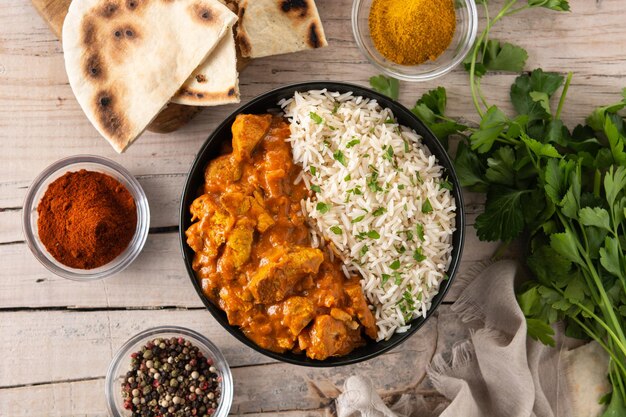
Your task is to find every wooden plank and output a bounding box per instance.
[0,306,443,388]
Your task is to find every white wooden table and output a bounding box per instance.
[2,1,626,415]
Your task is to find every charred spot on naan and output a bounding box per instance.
[81,19,97,46]
[190,3,218,25]
[93,89,129,140]
[84,53,106,79]
[99,1,121,18]
[307,22,323,48]
[280,0,309,18]
[196,74,207,83]
[125,0,145,11]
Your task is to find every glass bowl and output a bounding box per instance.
[352,0,478,81]
[105,326,233,417]
[22,155,150,281]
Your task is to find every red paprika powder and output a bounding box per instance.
[37,169,137,269]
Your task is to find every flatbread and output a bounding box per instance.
[171,27,240,106]
[62,0,237,152]
[235,0,327,59]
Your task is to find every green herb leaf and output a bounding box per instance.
[526,318,556,347]
[310,166,317,176]
[310,112,323,124]
[311,184,321,193]
[369,74,399,100]
[415,223,425,241]
[333,150,347,167]
[411,87,467,149]
[389,260,401,270]
[344,174,351,181]
[351,215,365,224]
[510,69,564,122]
[360,245,369,256]
[550,230,584,266]
[440,179,453,190]
[367,230,380,239]
[475,186,529,242]
[485,146,516,186]
[600,237,624,278]
[413,248,426,262]
[332,101,340,114]
[521,135,561,158]
[372,207,387,216]
[381,273,391,285]
[455,142,488,192]
[578,207,611,231]
[466,40,528,76]
[528,0,570,11]
[422,198,433,214]
[346,139,360,148]
[316,202,331,214]
[470,105,509,153]
[330,225,343,235]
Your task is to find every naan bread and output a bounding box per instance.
[171,27,240,106]
[235,0,327,59]
[62,0,237,152]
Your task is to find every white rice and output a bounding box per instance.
[279,89,456,341]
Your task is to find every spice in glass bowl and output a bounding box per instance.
[37,169,137,269]
[368,0,456,65]
[121,337,222,417]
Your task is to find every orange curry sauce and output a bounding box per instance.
[186,114,377,360]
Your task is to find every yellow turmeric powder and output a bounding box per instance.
[369,0,456,66]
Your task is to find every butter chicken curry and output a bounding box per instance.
[185,114,377,360]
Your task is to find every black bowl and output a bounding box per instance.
[179,81,465,367]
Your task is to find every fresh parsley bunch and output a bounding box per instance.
[377,0,626,413]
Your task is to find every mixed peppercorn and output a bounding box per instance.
[121,337,221,417]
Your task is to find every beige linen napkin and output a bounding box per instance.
[336,260,609,417]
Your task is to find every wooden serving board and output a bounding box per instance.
[30,0,220,133]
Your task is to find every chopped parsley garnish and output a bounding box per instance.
[367,230,380,239]
[404,140,410,153]
[394,273,403,285]
[309,112,323,124]
[328,125,337,131]
[310,166,316,175]
[422,198,433,214]
[372,207,387,216]
[381,273,391,284]
[330,225,342,235]
[389,260,401,270]
[332,101,340,114]
[398,184,405,190]
[440,179,453,190]
[396,245,406,254]
[311,184,321,193]
[384,118,395,124]
[350,186,363,195]
[323,140,331,147]
[405,230,414,241]
[360,245,369,256]
[367,172,383,192]
[333,150,347,166]
[316,202,331,214]
[383,145,395,162]
[416,223,425,241]
[344,174,351,181]
[346,139,360,148]
[413,248,426,262]
[351,215,365,223]
[415,172,423,183]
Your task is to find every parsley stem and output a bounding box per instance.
[570,316,626,377]
[554,72,573,120]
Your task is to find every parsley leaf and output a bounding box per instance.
[475,186,529,242]
[351,215,365,224]
[510,69,564,122]
[309,112,323,124]
[412,87,467,149]
[372,207,387,216]
[330,225,342,235]
[415,223,425,241]
[466,40,528,77]
[389,260,401,270]
[316,202,331,214]
[310,166,316,176]
[422,198,433,214]
[470,105,509,153]
[310,184,321,193]
[369,74,400,100]
[333,150,347,166]
[346,139,360,148]
[367,230,380,239]
[413,248,426,262]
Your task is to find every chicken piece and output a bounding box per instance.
[249,197,275,232]
[218,286,253,327]
[306,315,355,360]
[190,194,213,221]
[219,219,255,274]
[330,308,359,330]
[186,204,234,254]
[344,283,378,340]
[247,247,324,304]
[231,114,272,161]
[281,297,315,337]
[205,155,241,190]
